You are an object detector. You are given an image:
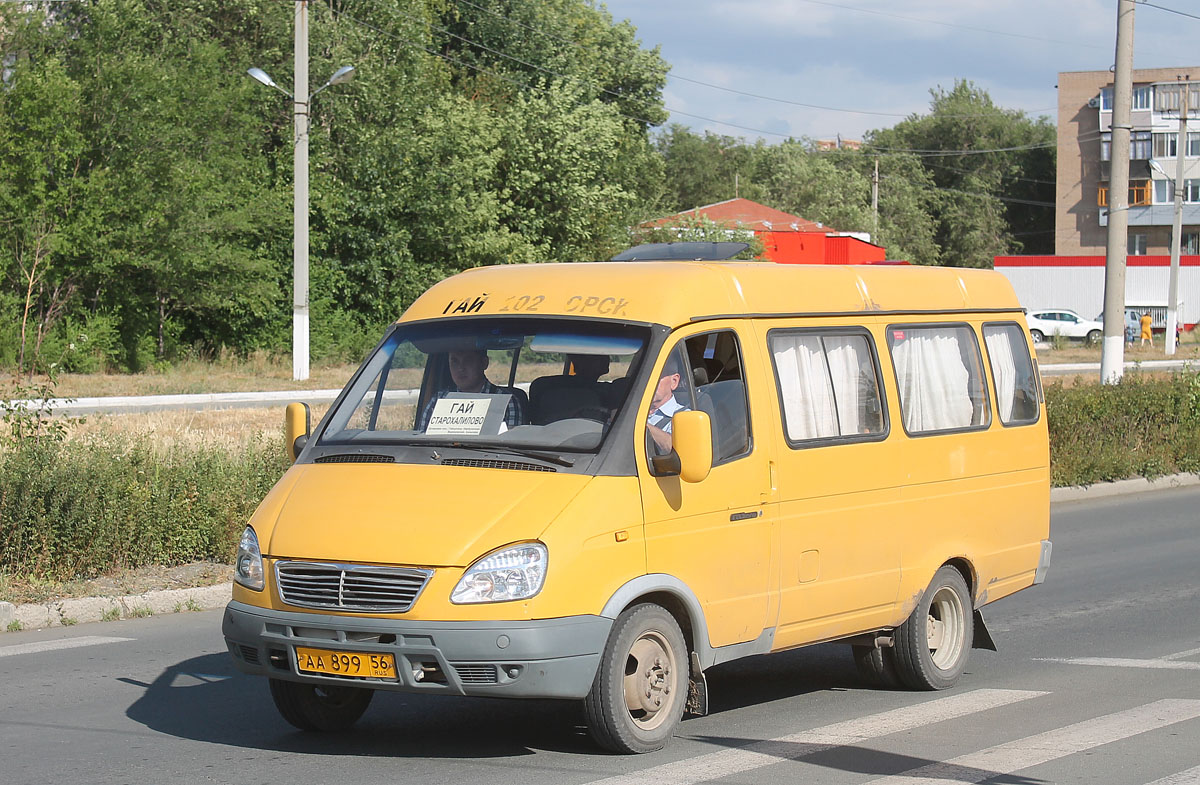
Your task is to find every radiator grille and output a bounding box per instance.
[452,663,499,684]
[275,561,432,613]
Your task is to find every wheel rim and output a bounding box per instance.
[926,586,966,670]
[622,629,679,731]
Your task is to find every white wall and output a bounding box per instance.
[995,265,1200,326]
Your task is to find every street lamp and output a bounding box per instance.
[247,7,355,381]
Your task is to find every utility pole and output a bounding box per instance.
[293,1,310,381]
[1101,0,1136,384]
[1166,77,1189,356]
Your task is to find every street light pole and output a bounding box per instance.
[293,0,309,381]
[248,2,353,382]
[1101,0,1136,384]
[1166,78,1189,357]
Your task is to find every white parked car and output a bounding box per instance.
[1026,309,1104,344]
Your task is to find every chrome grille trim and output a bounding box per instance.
[275,560,433,613]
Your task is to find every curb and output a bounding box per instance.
[3,473,1198,634]
[1,583,231,633]
[1049,471,1200,503]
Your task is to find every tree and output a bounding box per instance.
[0,52,91,375]
[867,80,1055,267]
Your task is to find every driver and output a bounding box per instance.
[415,349,528,431]
[646,353,690,454]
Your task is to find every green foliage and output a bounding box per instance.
[1047,372,1200,486]
[0,432,286,582]
[867,80,1055,267]
[1,0,670,372]
[0,375,75,446]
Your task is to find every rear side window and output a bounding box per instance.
[769,330,886,445]
[983,323,1040,426]
[887,324,990,435]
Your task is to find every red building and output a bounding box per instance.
[641,198,887,265]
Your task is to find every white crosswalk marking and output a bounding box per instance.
[583,689,1048,785]
[0,635,133,658]
[1144,764,1200,785]
[1035,656,1200,670]
[1162,646,1200,661]
[862,699,1200,784]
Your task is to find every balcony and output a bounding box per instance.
[1099,204,1200,226]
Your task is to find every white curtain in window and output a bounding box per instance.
[824,335,867,435]
[985,327,1017,423]
[772,335,837,440]
[892,328,972,432]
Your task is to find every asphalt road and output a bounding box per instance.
[2,488,1198,785]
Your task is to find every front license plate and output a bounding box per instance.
[295,646,397,680]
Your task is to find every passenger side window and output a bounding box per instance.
[887,324,990,435]
[769,330,886,444]
[646,331,751,465]
[983,323,1040,426]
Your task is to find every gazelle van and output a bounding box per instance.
[223,242,1052,753]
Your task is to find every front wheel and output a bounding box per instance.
[892,566,974,691]
[583,603,688,754]
[1086,329,1102,345]
[269,678,374,732]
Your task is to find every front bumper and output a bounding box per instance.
[222,601,611,699]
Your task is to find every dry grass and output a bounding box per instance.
[43,351,360,398]
[65,405,330,451]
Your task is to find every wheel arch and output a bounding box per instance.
[599,574,775,670]
[943,556,978,606]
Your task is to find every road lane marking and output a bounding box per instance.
[861,699,1200,784]
[1035,656,1200,670]
[584,688,1048,785]
[1145,764,1200,785]
[1163,646,1200,661]
[0,636,133,658]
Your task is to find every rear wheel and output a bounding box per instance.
[893,566,973,690]
[583,603,688,754]
[1029,329,1044,343]
[269,678,374,731]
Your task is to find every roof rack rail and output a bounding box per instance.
[609,242,750,262]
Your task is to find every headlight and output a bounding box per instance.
[235,526,264,591]
[451,543,547,604]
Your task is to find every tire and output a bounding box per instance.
[269,678,374,732]
[1029,329,1044,343]
[583,603,688,754]
[852,643,902,689]
[1086,329,1102,345]
[892,566,974,691]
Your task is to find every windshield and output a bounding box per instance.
[318,318,649,452]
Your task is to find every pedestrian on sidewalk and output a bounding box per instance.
[1140,312,1153,347]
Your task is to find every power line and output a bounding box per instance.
[449,0,1055,122]
[1134,0,1200,22]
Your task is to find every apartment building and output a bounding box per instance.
[1057,67,1200,256]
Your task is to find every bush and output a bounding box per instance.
[1047,371,1200,486]
[0,432,286,582]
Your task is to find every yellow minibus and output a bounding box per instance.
[223,242,1051,753]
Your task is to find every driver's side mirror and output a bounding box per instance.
[284,402,311,463]
[664,410,712,483]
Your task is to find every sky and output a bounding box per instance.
[598,0,1199,142]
